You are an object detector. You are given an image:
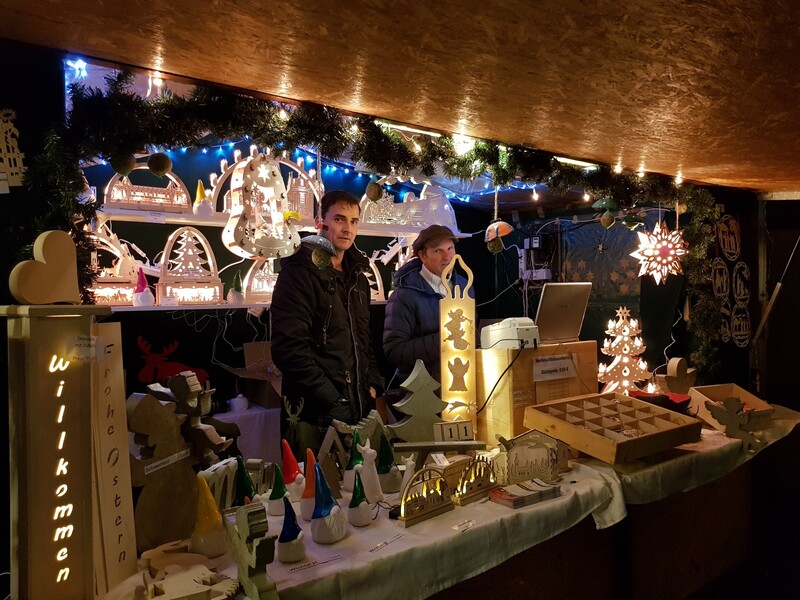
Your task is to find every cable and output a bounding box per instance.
[476,279,521,307]
[476,346,525,414]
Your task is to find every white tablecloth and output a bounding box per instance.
[234,461,612,600]
[213,404,281,464]
[584,404,800,528]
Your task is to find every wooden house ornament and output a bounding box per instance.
[105,163,192,213]
[399,467,455,528]
[156,226,224,304]
[453,455,497,506]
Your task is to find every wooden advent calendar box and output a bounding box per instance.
[476,340,598,444]
[523,392,703,464]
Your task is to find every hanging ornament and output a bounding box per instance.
[110,154,136,177]
[147,152,173,177]
[302,234,337,269]
[485,186,513,253]
[600,210,616,229]
[621,211,645,231]
[365,180,383,202]
[630,220,688,284]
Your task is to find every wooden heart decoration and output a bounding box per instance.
[9,230,81,304]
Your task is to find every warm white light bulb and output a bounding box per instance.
[583,192,590,202]
[278,109,288,120]
[614,162,623,174]
[532,190,539,201]
[675,171,683,185]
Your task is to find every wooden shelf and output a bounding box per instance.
[109,303,269,313]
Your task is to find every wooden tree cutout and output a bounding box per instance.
[389,360,447,442]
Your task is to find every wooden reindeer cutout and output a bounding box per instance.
[137,336,209,385]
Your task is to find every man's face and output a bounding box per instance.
[320,201,361,253]
[419,238,455,277]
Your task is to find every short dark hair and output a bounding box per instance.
[319,190,360,219]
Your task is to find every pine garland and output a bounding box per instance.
[25,70,723,375]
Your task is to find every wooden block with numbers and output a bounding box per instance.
[523,392,702,464]
[433,420,474,442]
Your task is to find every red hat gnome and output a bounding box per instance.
[282,439,305,501]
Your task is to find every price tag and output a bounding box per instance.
[71,335,99,362]
[145,211,167,224]
[532,353,575,381]
[430,452,450,467]
[160,296,179,307]
[248,305,265,318]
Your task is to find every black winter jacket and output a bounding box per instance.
[270,244,383,424]
[383,258,468,385]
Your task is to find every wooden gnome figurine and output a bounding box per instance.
[311,463,347,544]
[226,270,245,304]
[377,432,403,493]
[132,266,155,307]
[342,428,364,492]
[234,455,257,506]
[347,471,372,527]
[282,439,305,501]
[300,449,317,521]
[400,453,417,497]
[268,465,289,516]
[356,438,384,504]
[189,475,227,558]
[277,497,305,563]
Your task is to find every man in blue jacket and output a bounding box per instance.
[383,224,467,387]
[271,190,384,454]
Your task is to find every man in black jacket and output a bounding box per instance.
[271,190,384,455]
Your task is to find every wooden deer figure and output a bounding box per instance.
[137,336,208,385]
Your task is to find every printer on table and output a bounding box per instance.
[479,317,540,350]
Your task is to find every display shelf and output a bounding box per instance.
[109,303,270,312]
[98,206,454,239]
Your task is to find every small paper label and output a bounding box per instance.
[431,452,450,466]
[160,296,179,306]
[533,353,575,381]
[71,335,99,362]
[144,448,190,475]
[145,211,166,224]
[248,306,265,318]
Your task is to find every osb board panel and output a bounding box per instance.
[523,392,702,464]
[2,1,800,192]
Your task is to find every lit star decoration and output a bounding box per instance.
[630,221,688,284]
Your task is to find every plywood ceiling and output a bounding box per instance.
[2,0,800,195]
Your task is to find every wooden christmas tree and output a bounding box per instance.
[390,360,448,442]
[598,307,651,393]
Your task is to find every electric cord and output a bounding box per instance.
[476,346,525,414]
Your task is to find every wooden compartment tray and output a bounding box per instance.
[523,392,703,464]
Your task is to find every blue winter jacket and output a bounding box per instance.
[383,257,469,386]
